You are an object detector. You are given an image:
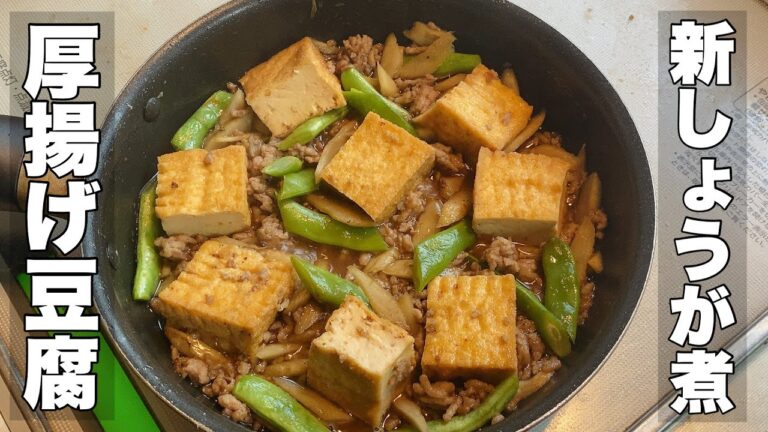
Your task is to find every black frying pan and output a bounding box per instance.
[1,0,655,430]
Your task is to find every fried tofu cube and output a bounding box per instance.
[473,148,570,244]
[422,275,517,381]
[414,64,533,163]
[155,145,250,236]
[239,37,346,137]
[307,296,415,426]
[153,239,295,363]
[320,112,436,222]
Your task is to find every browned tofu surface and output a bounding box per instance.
[473,148,570,244]
[155,145,250,236]
[153,239,295,363]
[307,296,415,426]
[320,112,436,223]
[422,275,517,381]
[239,37,346,137]
[415,64,532,163]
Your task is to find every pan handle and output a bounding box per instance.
[0,115,24,211]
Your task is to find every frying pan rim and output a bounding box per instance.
[85,0,656,430]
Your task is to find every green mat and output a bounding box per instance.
[16,273,160,432]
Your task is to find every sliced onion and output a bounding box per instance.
[347,266,408,329]
[439,176,465,199]
[165,326,231,370]
[286,321,324,343]
[508,372,554,409]
[504,109,546,152]
[219,88,247,125]
[382,259,413,279]
[501,68,520,94]
[305,193,377,227]
[398,34,455,79]
[377,63,399,98]
[437,183,471,228]
[434,73,466,92]
[570,219,596,283]
[364,248,398,274]
[284,288,312,313]
[315,122,356,182]
[294,303,326,334]
[403,21,451,46]
[272,377,353,424]
[205,89,253,150]
[381,33,404,76]
[255,343,302,360]
[412,198,441,244]
[575,144,587,174]
[263,358,308,377]
[575,172,601,224]
[587,251,604,273]
[393,396,428,432]
[397,294,425,349]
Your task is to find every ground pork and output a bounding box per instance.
[247,176,276,217]
[444,379,495,421]
[256,215,290,248]
[522,131,563,149]
[334,35,382,76]
[175,357,211,385]
[516,258,543,297]
[559,221,579,244]
[484,237,520,274]
[382,274,413,298]
[384,414,402,431]
[432,143,467,175]
[381,178,433,255]
[391,184,429,231]
[382,178,435,255]
[579,281,595,324]
[393,76,441,116]
[516,315,562,381]
[412,374,494,421]
[448,251,493,276]
[154,235,206,262]
[247,135,281,175]
[218,394,253,424]
[565,169,584,207]
[592,208,608,232]
[412,374,456,409]
[287,138,323,164]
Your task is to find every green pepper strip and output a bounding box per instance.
[277,107,349,150]
[290,256,370,307]
[278,168,317,200]
[340,68,416,135]
[233,375,328,432]
[263,156,304,177]
[516,280,572,357]
[400,375,519,432]
[413,220,476,291]
[433,53,482,77]
[279,200,388,252]
[171,90,233,151]
[542,237,580,341]
[132,179,163,301]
